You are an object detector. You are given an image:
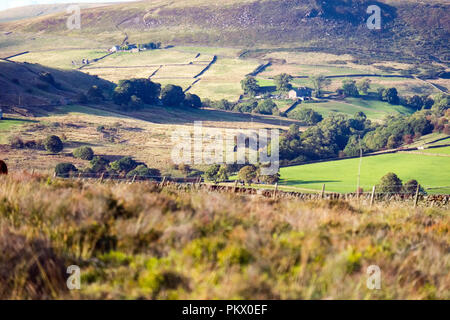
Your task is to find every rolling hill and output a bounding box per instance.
[0,59,114,109]
[0,0,449,64]
[0,3,117,23]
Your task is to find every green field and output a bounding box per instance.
[280,152,450,194]
[420,146,450,155]
[0,118,29,143]
[291,97,414,121]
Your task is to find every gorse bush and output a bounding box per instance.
[44,135,63,153]
[73,146,94,160]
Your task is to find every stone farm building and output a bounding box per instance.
[288,87,312,100]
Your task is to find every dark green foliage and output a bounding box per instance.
[55,163,78,177]
[432,94,450,114]
[44,135,63,153]
[384,88,400,105]
[184,93,202,108]
[357,79,371,95]
[113,78,161,107]
[241,76,260,97]
[254,99,278,115]
[289,108,323,125]
[73,146,94,161]
[110,157,138,174]
[238,165,257,185]
[126,165,160,178]
[377,173,403,194]
[341,80,359,97]
[203,99,233,111]
[274,73,293,92]
[204,164,221,183]
[161,84,185,107]
[89,156,110,173]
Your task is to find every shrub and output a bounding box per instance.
[73,146,94,160]
[126,165,160,179]
[289,108,323,125]
[161,84,185,107]
[110,157,138,174]
[55,163,78,177]
[9,136,24,149]
[377,172,403,194]
[89,156,110,173]
[238,165,258,185]
[183,93,202,108]
[44,135,63,153]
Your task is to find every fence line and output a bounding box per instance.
[52,172,449,207]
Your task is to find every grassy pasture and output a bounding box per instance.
[280,152,450,194]
[10,49,109,69]
[291,97,413,121]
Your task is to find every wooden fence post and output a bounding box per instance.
[233,180,238,193]
[321,184,326,199]
[273,183,278,199]
[99,172,105,183]
[414,184,420,208]
[160,176,166,187]
[370,186,376,207]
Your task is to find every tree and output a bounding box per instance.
[110,157,138,174]
[89,156,110,173]
[204,164,221,183]
[432,93,450,114]
[384,88,400,105]
[184,93,202,108]
[357,79,371,95]
[238,165,257,185]
[113,79,161,106]
[403,179,426,195]
[377,172,403,194]
[341,80,359,97]
[274,73,293,92]
[217,165,229,182]
[241,76,260,97]
[309,75,331,98]
[55,163,77,177]
[161,84,185,107]
[126,165,160,179]
[406,95,424,110]
[44,135,63,153]
[254,99,278,115]
[73,146,94,160]
[289,108,323,125]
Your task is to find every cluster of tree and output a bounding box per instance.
[203,98,279,116]
[140,42,161,50]
[203,163,280,185]
[377,172,426,195]
[288,108,323,125]
[112,79,202,110]
[237,164,280,185]
[56,155,160,179]
[279,108,443,163]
